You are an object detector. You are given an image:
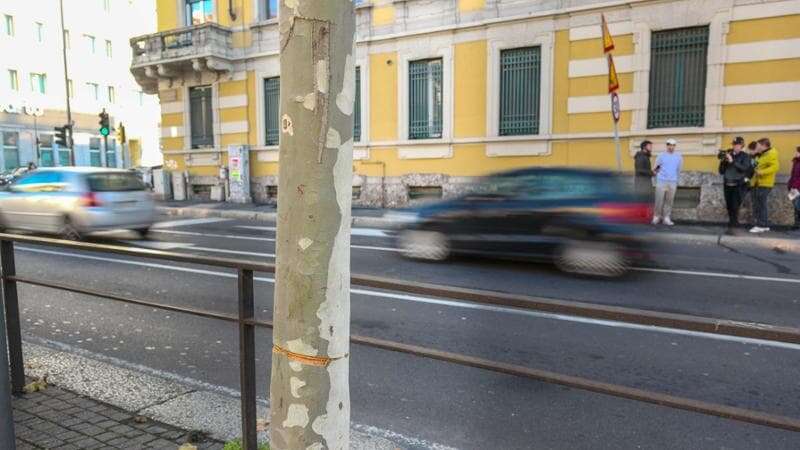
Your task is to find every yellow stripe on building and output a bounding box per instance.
[726,14,800,44]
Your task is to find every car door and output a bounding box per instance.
[1,171,65,232]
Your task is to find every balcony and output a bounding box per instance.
[130,23,234,94]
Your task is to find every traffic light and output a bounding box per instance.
[115,123,126,144]
[54,125,71,147]
[98,109,110,137]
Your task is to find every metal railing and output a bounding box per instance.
[2,233,800,450]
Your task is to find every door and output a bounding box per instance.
[1,171,68,231]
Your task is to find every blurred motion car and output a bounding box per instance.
[0,167,156,240]
[396,167,652,277]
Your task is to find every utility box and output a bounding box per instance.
[227,145,251,203]
[172,171,188,201]
[152,168,173,201]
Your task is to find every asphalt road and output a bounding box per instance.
[11,216,800,449]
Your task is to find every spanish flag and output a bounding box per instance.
[601,14,615,53]
[607,54,620,93]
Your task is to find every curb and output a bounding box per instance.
[21,338,455,450]
[157,206,400,229]
[654,231,800,253]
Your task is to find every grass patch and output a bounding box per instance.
[223,438,270,450]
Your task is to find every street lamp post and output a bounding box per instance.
[59,0,75,166]
[0,288,17,449]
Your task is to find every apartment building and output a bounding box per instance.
[0,0,161,170]
[132,0,799,221]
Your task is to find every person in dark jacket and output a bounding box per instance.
[634,140,654,200]
[789,146,800,230]
[718,136,752,228]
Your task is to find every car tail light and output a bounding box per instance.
[599,202,652,224]
[81,192,102,207]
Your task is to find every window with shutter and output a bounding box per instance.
[354,67,361,142]
[647,26,709,129]
[409,59,443,139]
[189,86,214,148]
[499,46,541,136]
[263,77,280,146]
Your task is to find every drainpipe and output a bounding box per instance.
[359,160,386,209]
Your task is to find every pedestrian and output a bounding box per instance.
[718,136,752,229]
[652,138,683,226]
[634,140,654,200]
[749,137,780,233]
[788,145,800,230]
[27,161,37,171]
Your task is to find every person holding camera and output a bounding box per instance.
[634,140,654,199]
[749,137,780,233]
[718,136,752,229]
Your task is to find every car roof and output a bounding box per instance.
[33,167,133,175]
[489,166,618,178]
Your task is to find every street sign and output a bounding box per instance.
[611,92,621,123]
[607,53,620,93]
[601,14,615,53]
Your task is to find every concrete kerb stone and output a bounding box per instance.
[653,231,800,254]
[20,341,442,449]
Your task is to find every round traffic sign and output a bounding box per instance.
[610,92,621,122]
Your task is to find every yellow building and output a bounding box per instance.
[131,0,800,219]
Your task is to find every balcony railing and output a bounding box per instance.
[130,22,233,69]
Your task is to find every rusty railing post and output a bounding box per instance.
[0,246,17,448]
[238,269,257,449]
[1,239,24,394]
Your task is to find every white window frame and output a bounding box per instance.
[397,44,453,143]
[34,22,43,43]
[626,8,730,154]
[4,15,13,37]
[178,0,217,27]
[254,57,281,149]
[8,69,18,91]
[354,46,370,150]
[253,0,279,23]
[30,73,46,94]
[183,82,220,150]
[85,34,96,53]
[105,39,112,58]
[486,32,554,140]
[87,82,99,101]
[107,85,115,103]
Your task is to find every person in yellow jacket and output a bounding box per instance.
[749,137,779,233]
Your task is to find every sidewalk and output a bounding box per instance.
[157,201,800,252]
[16,340,419,450]
[13,379,222,449]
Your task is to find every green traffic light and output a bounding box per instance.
[100,127,110,136]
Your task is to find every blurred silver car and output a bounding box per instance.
[0,167,155,239]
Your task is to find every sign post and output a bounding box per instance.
[602,14,623,171]
[0,286,17,449]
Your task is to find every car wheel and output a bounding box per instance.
[59,218,82,241]
[555,241,628,277]
[398,230,450,261]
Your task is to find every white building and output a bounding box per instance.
[0,0,161,170]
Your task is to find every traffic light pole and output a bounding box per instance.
[59,0,74,166]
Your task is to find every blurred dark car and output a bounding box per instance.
[395,167,652,277]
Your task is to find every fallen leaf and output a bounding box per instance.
[178,444,197,450]
[256,418,270,432]
[133,415,148,424]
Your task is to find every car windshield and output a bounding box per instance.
[86,173,146,192]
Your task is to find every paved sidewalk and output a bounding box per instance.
[12,380,222,450]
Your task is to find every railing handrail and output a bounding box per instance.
[0,233,274,273]
[129,21,232,46]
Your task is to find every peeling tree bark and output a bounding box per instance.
[269,1,355,449]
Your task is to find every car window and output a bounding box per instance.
[87,173,146,192]
[516,174,615,200]
[11,171,67,192]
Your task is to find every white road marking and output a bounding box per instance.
[151,229,401,252]
[236,224,390,237]
[152,218,231,229]
[190,246,275,258]
[124,240,196,251]
[16,246,800,350]
[632,267,800,284]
